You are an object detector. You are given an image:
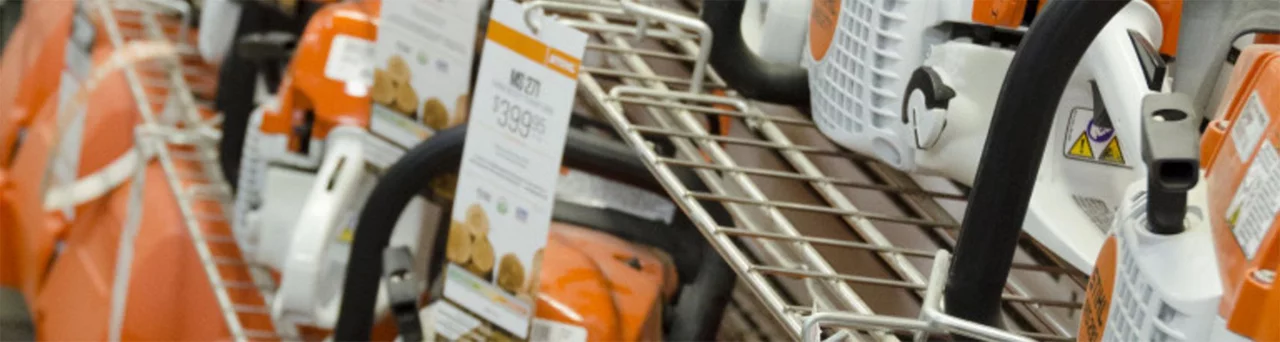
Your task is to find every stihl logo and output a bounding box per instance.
[548,53,576,75]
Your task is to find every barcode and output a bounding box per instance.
[527,318,586,342]
[530,322,551,342]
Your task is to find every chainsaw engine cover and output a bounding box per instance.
[1199,46,1280,341]
[1081,44,1280,342]
[528,222,676,341]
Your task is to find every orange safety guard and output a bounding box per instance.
[0,0,89,292]
[1201,48,1280,341]
[0,8,286,340]
[0,0,76,167]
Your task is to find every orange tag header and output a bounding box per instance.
[486,20,582,79]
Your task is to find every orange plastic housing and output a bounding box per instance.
[259,0,381,152]
[971,0,1181,56]
[1201,46,1280,341]
[0,0,76,168]
[0,0,75,291]
[534,222,675,341]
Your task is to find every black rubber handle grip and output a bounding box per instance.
[701,0,810,105]
[944,0,1129,330]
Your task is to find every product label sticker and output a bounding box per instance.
[323,34,375,93]
[1231,92,1273,162]
[440,0,587,338]
[556,169,678,224]
[530,318,588,342]
[1063,107,1130,168]
[1225,140,1280,259]
[369,0,484,148]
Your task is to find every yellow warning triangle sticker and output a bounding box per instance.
[1068,132,1094,159]
[1098,137,1125,164]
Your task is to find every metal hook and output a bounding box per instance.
[523,1,623,33]
[618,0,712,94]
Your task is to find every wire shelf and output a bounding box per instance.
[539,1,1089,340]
[83,1,284,340]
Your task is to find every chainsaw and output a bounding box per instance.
[1077,38,1280,342]
[703,0,1182,272]
[229,2,738,341]
[226,0,485,332]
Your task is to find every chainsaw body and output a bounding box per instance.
[228,0,439,330]
[1079,45,1280,342]
[237,2,695,340]
[710,0,1179,271]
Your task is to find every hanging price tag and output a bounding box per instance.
[368,0,484,148]
[438,0,587,339]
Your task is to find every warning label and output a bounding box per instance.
[1225,140,1280,259]
[1068,132,1094,159]
[1231,92,1272,162]
[1063,108,1130,168]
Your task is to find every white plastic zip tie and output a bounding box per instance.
[106,148,149,342]
[43,41,179,204]
[43,145,153,211]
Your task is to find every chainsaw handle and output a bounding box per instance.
[273,130,369,327]
[701,0,810,105]
[944,0,1129,329]
[334,124,735,341]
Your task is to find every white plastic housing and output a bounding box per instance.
[741,0,812,65]
[806,0,948,170]
[1101,177,1222,342]
[234,104,326,259]
[1023,1,1162,271]
[907,41,1011,184]
[830,1,1162,271]
[271,126,429,328]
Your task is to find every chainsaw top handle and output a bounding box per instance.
[701,0,810,105]
[333,123,735,341]
[943,0,1129,330]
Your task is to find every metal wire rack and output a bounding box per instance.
[532,1,1089,340]
[81,1,284,340]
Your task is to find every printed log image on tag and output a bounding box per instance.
[438,0,588,338]
[369,0,484,148]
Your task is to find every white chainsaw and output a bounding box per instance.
[703,0,1172,271]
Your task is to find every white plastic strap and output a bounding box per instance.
[43,145,153,211]
[41,41,180,210]
[107,158,148,342]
